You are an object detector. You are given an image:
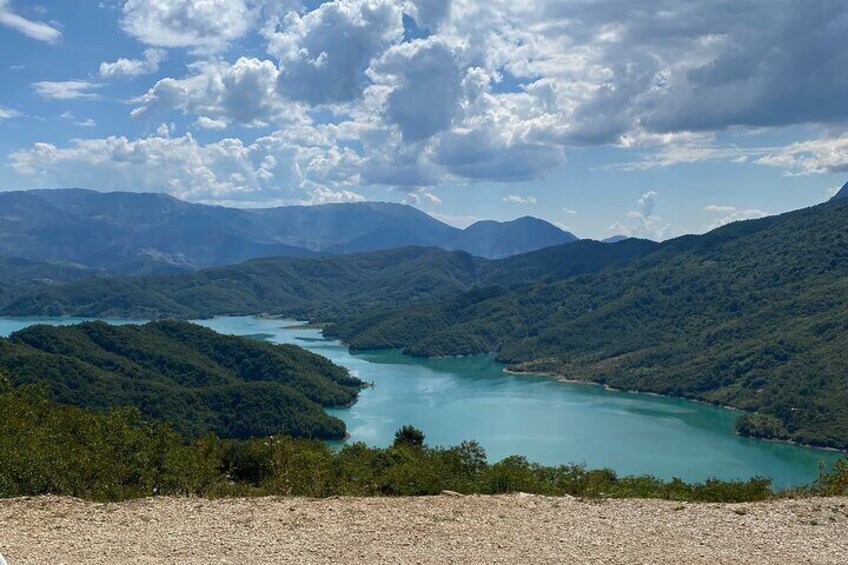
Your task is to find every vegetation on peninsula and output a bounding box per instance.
[0,320,362,440]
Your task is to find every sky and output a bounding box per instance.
[0,0,846,240]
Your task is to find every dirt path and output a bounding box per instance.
[1,495,847,564]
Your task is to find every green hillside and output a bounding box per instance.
[1,239,658,320]
[0,321,362,440]
[328,199,848,449]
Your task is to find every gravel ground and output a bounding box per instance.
[1,495,847,564]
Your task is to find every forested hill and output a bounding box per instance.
[0,321,362,440]
[328,198,848,449]
[1,239,659,320]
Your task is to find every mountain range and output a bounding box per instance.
[0,189,577,274]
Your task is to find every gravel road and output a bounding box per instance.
[1,495,847,564]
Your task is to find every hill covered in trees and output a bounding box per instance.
[328,199,848,449]
[0,321,362,440]
[1,239,658,320]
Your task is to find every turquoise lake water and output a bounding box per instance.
[1,315,842,487]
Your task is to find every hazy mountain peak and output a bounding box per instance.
[0,188,581,272]
[453,215,578,259]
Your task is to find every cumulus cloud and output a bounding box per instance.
[609,190,679,240]
[120,0,253,53]
[433,123,564,182]
[704,204,769,229]
[377,39,462,141]
[502,194,536,205]
[405,0,451,30]
[404,188,442,206]
[272,0,404,105]
[304,186,366,204]
[32,80,101,100]
[756,134,848,175]
[10,0,848,205]
[0,0,62,43]
[8,130,279,201]
[131,57,300,127]
[99,48,166,78]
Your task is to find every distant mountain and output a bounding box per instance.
[0,189,580,273]
[450,217,578,259]
[602,235,630,243]
[831,180,848,201]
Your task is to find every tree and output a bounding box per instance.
[393,425,425,449]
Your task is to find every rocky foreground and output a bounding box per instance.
[1,495,847,564]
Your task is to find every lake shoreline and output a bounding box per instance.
[502,366,847,456]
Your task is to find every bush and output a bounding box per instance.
[0,384,804,505]
[813,459,848,496]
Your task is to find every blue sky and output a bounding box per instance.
[1,0,846,240]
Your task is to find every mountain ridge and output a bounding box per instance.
[0,188,578,272]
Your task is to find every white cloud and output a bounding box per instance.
[8,131,276,202]
[304,186,366,204]
[609,190,679,240]
[0,0,62,43]
[404,188,442,206]
[99,48,166,78]
[11,0,848,204]
[132,57,301,127]
[502,194,537,205]
[0,106,22,121]
[271,0,405,105]
[610,131,774,171]
[32,80,101,100]
[76,118,97,128]
[120,0,253,53]
[704,204,769,229]
[756,134,848,175]
[562,208,577,215]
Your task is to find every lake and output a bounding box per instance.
[1,315,841,487]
